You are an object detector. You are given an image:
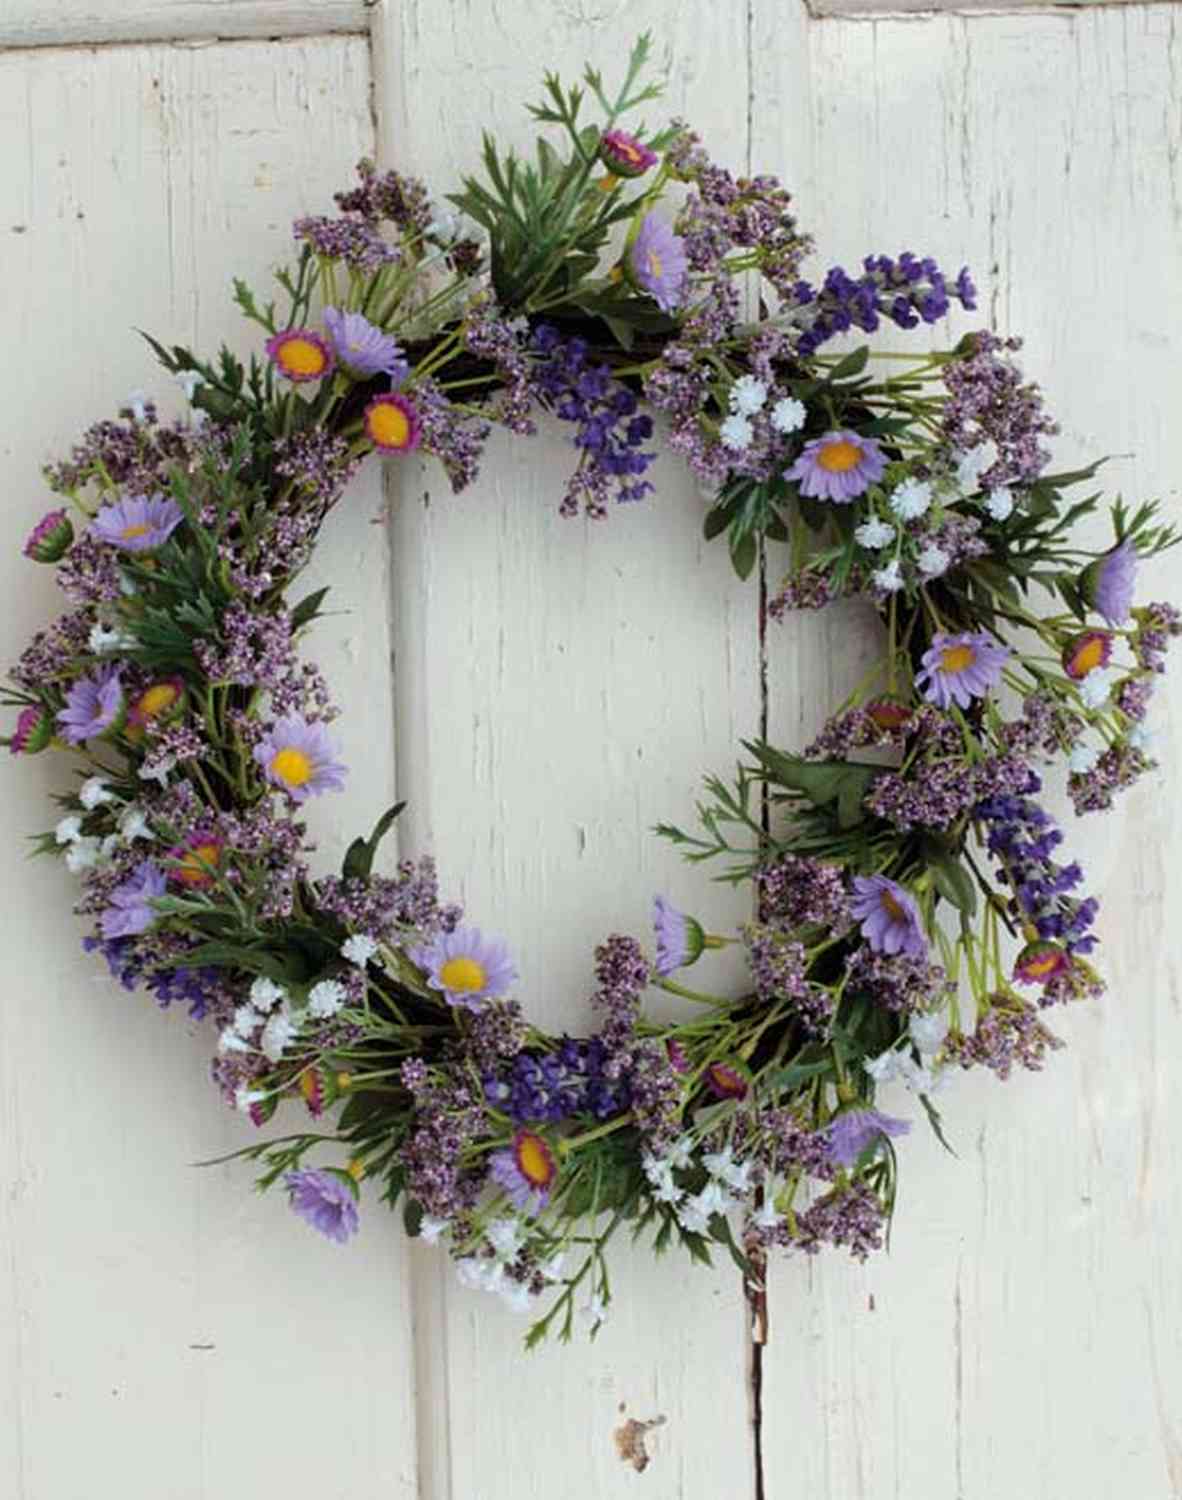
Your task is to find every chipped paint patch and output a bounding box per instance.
[614,1410,667,1473]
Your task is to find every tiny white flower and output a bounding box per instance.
[55,815,83,845]
[65,837,102,873]
[307,978,347,1019]
[579,1294,608,1330]
[249,976,287,1012]
[889,478,932,521]
[719,413,754,451]
[455,1257,492,1292]
[539,1251,567,1281]
[871,558,905,594]
[896,1055,937,1095]
[909,1010,950,1055]
[694,1181,732,1217]
[419,1214,451,1245]
[729,375,768,415]
[676,1201,711,1235]
[1068,743,1099,775]
[138,757,174,786]
[175,370,204,402]
[79,776,116,811]
[770,397,806,435]
[100,834,119,859]
[127,390,149,423]
[485,1217,526,1262]
[260,1007,298,1064]
[863,1049,903,1084]
[341,933,379,968]
[955,441,999,493]
[667,1135,694,1170]
[118,806,153,843]
[234,1087,265,1115]
[917,543,950,578]
[88,623,134,654]
[984,486,1015,522]
[499,1279,536,1314]
[752,1198,784,1231]
[1079,666,1116,709]
[232,1005,262,1038]
[652,1177,683,1206]
[1128,723,1156,754]
[217,1028,250,1056]
[702,1146,737,1181]
[854,518,896,550]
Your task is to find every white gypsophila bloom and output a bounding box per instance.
[872,559,905,594]
[667,1135,694,1170]
[729,375,768,415]
[702,1146,737,1181]
[138,757,174,786]
[752,1198,785,1231]
[984,486,1015,522]
[341,933,379,968]
[88,623,134,654]
[499,1279,536,1314]
[234,1087,265,1115]
[1068,743,1099,774]
[485,1217,526,1261]
[307,979,347,1019]
[676,1200,711,1235]
[217,1028,250,1056]
[889,478,933,521]
[1079,666,1116,709]
[249,975,287,1012]
[55,815,83,845]
[100,834,119,860]
[719,413,754,451]
[65,837,102,874]
[917,543,950,578]
[118,806,153,843]
[175,370,204,402]
[863,1049,904,1085]
[232,1005,262,1038]
[79,777,116,811]
[419,1215,451,1245]
[1128,723,1156,754]
[127,390,149,422]
[896,1055,937,1095]
[695,1181,732,1217]
[261,1008,298,1064]
[854,518,896,550]
[454,1258,486,1291]
[955,441,999,493]
[652,1176,683,1206]
[909,1010,950,1055]
[770,396,806,434]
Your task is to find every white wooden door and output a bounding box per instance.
[2,3,1179,1497]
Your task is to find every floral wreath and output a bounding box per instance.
[7,37,1179,1346]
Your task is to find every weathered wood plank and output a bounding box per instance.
[0,1,368,49]
[0,36,418,1499]
[809,0,1143,17]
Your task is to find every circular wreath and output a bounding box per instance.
[7,37,1179,1345]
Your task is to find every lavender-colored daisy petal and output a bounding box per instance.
[410,925,517,1009]
[652,894,705,976]
[322,306,410,381]
[824,1107,911,1167]
[914,630,1010,711]
[100,860,167,939]
[91,494,184,553]
[253,714,348,802]
[1085,539,1137,626]
[488,1129,557,1216]
[284,1169,360,1244]
[629,214,688,313]
[785,430,886,504]
[850,875,927,959]
[57,665,125,744]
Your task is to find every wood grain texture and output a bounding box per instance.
[0,0,369,49]
[759,4,1182,1496]
[0,36,416,1500]
[808,0,1143,17]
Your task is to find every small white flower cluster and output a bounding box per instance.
[218,977,298,1064]
[864,1010,950,1095]
[641,1136,776,1238]
[1078,666,1117,709]
[719,376,806,452]
[453,1216,567,1317]
[340,932,379,968]
[88,623,137,655]
[55,784,156,874]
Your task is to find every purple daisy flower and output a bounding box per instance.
[100,861,167,939]
[1083,539,1137,626]
[322,306,409,381]
[57,665,125,744]
[850,875,927,958]
[488,1129,557,1215]
[824,1107,911,1167]
[91,494,184,553]
[284,1169,360,1244]
[253,715,347,802]
[652,895,706,976]
[915,630,1011,710]
[410,925,517,1009]
[629,214,688,313]
[785,431,886,503]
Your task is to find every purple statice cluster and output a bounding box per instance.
[531,326,656,516]
[459,999,529,1072]
[42,405,198,501]
[314,856,462,947]
[590,935,651,1059]
[751,1108,836,1184]
[804,701,950,761]
[665,121,813,297]
[944,996,1065,1079]
[464,303,537,436]
[1132,602,1182,672]
[844,946,952,1015]
[866,748,1036,833]
[1068,741,1155,816]
[194,603,335,724]
[55,535,126,607]
[620,1041,682,1156]
[1001,688,1086,761]
[272,429,363,516]
[294,214,401,272]
[396,1063,487,1220]
[484,1036,630,1124]
[411,376,491,493]
[974,787,1099,954]
[333,158,434,238]
[940,331,1058,490]
[744,923,833,1032]
[792,1182,886,1261]
[755,853,851,934]
[10,608,93,692]
[767,570,835,618]
[786,253,977,358]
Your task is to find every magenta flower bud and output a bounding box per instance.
[23,509,74,563]
[7,704,53,755]
[598,129,658,179]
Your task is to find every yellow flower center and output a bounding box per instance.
[120,523,152,541]
[1023,952,1060,978]
[940,644,976,673]
[346,1157,366,1182]
[277,337,328,378]
[176,841,221,887]
[515,1131,555,1188]
[439,955,487,993]
[1070,637,1107,676]
[299,1070,323,1106]
[136,682,180,719]
[647,249,663,280]
[816,440,862,473]
[367,402,411,449]
[880,889,907,922]
[270,746,313,787]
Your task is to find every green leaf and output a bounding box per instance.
[708,1214,754,1277]
[730,530,758,580]
[342,802,407,882]
[826,345,870,381]
[403,1199,424,1238]
[703,500,737,542]
[290,586,330,632]
[680,1230,714,1268]
[919,1093,958,1157]
[180,941,303,980]
[922,842,978,915]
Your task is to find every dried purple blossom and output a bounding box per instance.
[823,1107,910,1166]
[284,1169,360,1244]
[850,876,927,958]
